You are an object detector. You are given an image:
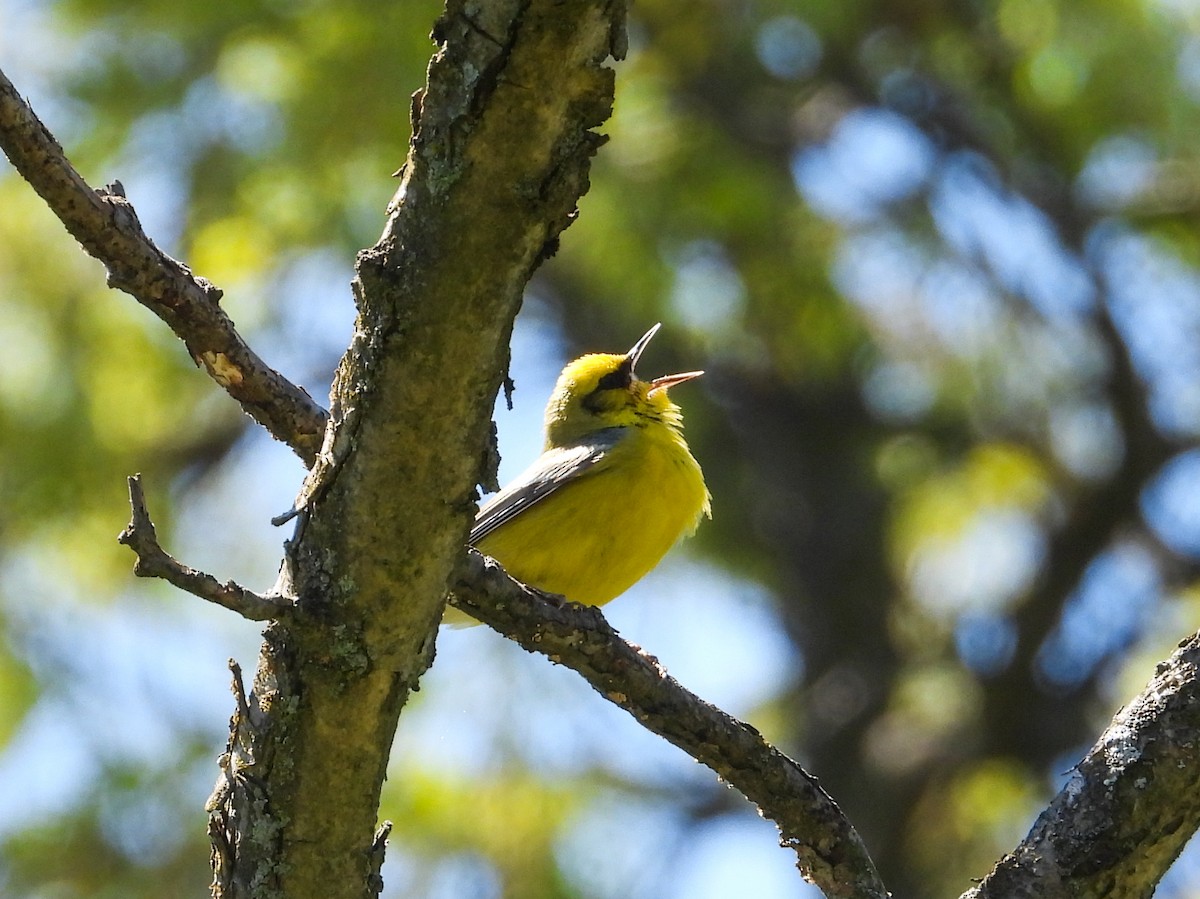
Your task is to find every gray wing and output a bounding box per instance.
[470,431,623,545]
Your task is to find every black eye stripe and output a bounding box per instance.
[595,358,633,391]
[596,369,627,391]
[583,360,634,413]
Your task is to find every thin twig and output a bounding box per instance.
[118,475,294,621]
[0,67,328,466]
[451,550,889,899]
[228,660,253,730]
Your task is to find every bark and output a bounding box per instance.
[962,630,1200,898]
[451,550,889,899]
[0,68,327,466]
[200,2,626,896]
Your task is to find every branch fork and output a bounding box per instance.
[118,475,294,622]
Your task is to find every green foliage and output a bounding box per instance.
[3,0,1200,896]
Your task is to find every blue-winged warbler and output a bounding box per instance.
[455,324,711,624]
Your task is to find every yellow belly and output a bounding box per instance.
[477,430,709,607]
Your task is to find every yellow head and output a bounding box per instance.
[543,324,703,448]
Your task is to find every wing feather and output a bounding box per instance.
[470,430,623,545]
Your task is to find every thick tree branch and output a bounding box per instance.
[0,67,328,466]
[118,474,293,621]
[11,5,878,897]
[451,550,889,899]
[200,3,635,897]
[962,630,1200,898]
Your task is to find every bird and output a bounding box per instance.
[452,323,711,625]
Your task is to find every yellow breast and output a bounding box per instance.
[477,427,710,607]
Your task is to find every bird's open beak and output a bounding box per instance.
[627,324,703,394]
[648,370,704,395]
[626,323,662,370]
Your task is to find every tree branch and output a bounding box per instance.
[962,630,1200,898]
[193,2,637,896]
[118,474,294,621]
[451,550,889,899]
[0,67,328,467]
[7,3,883,892]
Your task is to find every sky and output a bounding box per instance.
[2,2,1200,897]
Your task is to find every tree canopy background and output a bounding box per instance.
[1,0,1199,897]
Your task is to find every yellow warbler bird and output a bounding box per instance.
[456,323,711,623]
